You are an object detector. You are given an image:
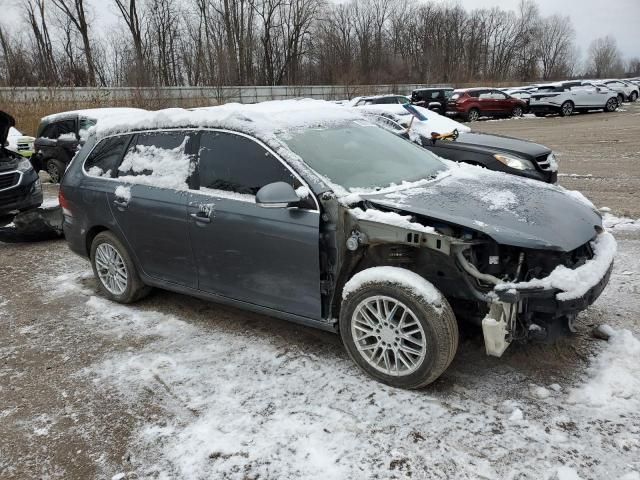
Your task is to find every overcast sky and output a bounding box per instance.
[459,0,638,61]
[2,0,637,62]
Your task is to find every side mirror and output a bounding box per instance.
[255,181,300,208]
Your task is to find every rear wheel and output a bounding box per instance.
[511,105,523,117]
[466,108,480,122]
[605,97,618,112]
[90,231,150,303]
[45,158,66,184]
[340,272,458,389]
[559,101,574,117]
[630,91,638,102]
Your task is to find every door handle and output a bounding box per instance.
[113,199,128,208]
[190,212,211,223]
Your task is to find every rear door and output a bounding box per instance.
[187,130,322,319]
[108,130,198,288]
[476,90,494,114]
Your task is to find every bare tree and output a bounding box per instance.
[587,35,623,78]
[537,14,574,80]
[51,0,98,85]
[113,0,148,85]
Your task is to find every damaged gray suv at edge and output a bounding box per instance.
[60,101,615,389]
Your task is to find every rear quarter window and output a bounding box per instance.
[116,131,195,190]
[84,135,132,178]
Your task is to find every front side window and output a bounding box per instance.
[281,122,445,191]
[197,131,295,195]
[84,135,131,177]
[117,131,193,190]
[195,131,317,209]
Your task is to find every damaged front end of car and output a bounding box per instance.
[336,202,615,358]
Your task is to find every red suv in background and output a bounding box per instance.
[447,88,526,122]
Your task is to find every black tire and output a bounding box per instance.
[511,105,523,117]
[604,97,618,112]
[630,91,638,102]
[466,108,480,122]
[90,231,151,303]
[618,94,624,106]
[559,101,574,117]
[340,274,458,389]
[45,158,66,184]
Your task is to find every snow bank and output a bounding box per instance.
[350,207,435,233]
[496,232,617,301]
[603,212,640,232]
[568,329,640,409]
[342,266,443,308]
[117,137,193,190]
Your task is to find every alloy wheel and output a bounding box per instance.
[606,98,618,112]
[95,243,129,295]
[562,102,573,116]
[468,109,479,122]
[513,106,523,117]
[351,295,426,376]
[47,163,60,183]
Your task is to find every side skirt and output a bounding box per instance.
[141,274,339,334]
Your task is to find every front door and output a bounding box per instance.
[109,130,198,288]
[187,130,322,319]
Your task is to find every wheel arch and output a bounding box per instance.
[85,225,111,256]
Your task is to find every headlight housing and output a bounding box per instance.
[16,158,33,172]
[494,154,535,171]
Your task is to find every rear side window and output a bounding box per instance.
[468,91,483,98]
[117,131,194,190]
[84,135,131,177]
[40,119,76,139]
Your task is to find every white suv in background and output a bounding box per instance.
[528,81,619,117]
[601,80,639,103]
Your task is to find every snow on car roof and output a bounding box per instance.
[356,104,471,135]
[93,100,364,140]
[42,107,148,123]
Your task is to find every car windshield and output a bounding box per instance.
[281,122,445,190]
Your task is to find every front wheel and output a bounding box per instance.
[630,91,638,102]
[605,97,618,112]
[340,268,458,389]
[559,101,574,117]
[511,105,523,117]
[90,231,151,303]
[45,158,66,184]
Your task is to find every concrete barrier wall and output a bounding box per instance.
[0,84,438,104]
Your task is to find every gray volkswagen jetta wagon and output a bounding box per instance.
[60,100,615,388]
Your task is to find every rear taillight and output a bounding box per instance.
[59,189,72,216]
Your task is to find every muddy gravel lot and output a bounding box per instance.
[1,106,639,480]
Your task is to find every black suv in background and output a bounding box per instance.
[1,111,42,215]
[32,108,145,183]
[411,88,454,113]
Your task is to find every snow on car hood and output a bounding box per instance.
[357,163,602,252]
[454,132,550,158]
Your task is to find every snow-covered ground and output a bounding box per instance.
[42,238,640,480]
